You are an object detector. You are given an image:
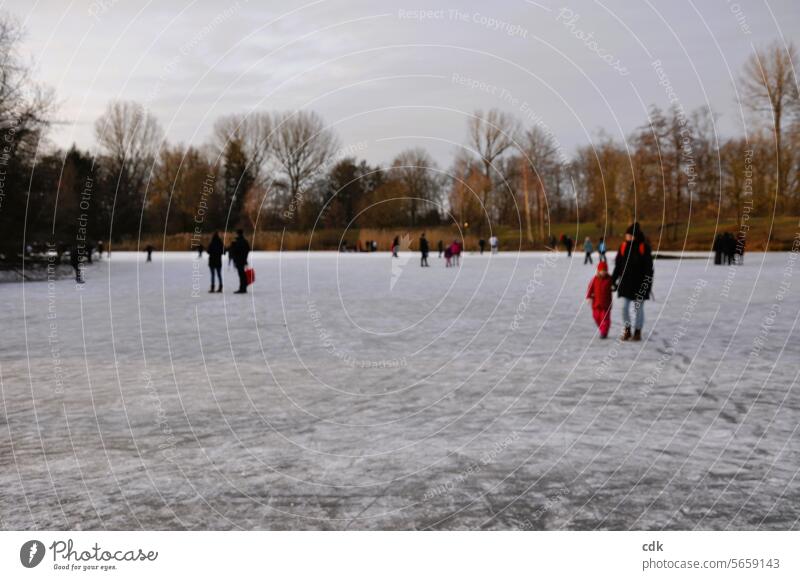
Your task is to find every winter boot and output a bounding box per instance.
[621,325,632,341]
[217,286,223,293]
[209,286,215,293]
[632,329,642,342]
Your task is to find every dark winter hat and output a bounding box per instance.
[597,261,608,273]
[625,222,644,239]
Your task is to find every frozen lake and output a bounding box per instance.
[1,250,798,530]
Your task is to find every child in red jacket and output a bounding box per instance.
[587,261,613,338]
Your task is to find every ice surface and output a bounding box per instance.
[1,250,798,529]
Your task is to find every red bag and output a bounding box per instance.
[245,267,255,286]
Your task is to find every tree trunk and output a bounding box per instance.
[521,160,533,243]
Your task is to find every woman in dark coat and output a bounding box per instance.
[611,222,653,341]
[207,232,225,293]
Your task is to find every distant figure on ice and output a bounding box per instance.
[229,229,251,294]
[713,233,723,265]
[419,233,430,267]
[145,245,154,262]
[392,236,400,258]
[489,234,499,254]
[597,236,607,262]
[197,244,204,258]
[583,237,594,264]
[611,222,653,342]
[479,238,486,254]
[96,240,104,260]
[723,232,736,265]
[444,243,453,267]
[561,235,573,257]
[450,239,462,266]
[70,244,84,284]
[207,232,224,293]
[586,261,613,338]
[438,239,444,258]
[736,232,746,264]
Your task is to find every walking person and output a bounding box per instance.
[597,236,607,262]
[583,236,594,265]
[70,244,84,284]
[713,234,723,265]
[207,232,224,293]
[489,234,498,254]
[145,244,154,262]
[479,238,486,255]
[450,239,461,266]
[419,233,430,267]
[586,261,613,338]
[438,239,444,258]
[229,229,251,294]
[96,240,104,260]
[564,236,573,257]
[611,222,654,342]
[392,236,400,258]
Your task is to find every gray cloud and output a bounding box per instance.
[10,0,798,165]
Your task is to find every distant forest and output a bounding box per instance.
[1,14,799,258]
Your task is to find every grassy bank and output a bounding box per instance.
[110,217,800,252]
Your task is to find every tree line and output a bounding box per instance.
[1,13,798,258]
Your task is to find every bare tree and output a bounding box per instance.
[740,41,799,200]
[272,110,339,206]
[94,100,163,234]
[95,100,163,191]
[448,151,488,230]
[0,15,54,254]
[390,147,440,226]
[0,16,53,158]
[212,111,272,184]
[517,126,559,242]
[467,109,518,228]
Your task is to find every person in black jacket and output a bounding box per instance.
[611,222,654,341]
[229,229,251,294]
[723,232,736,265]
[207,232,224,293]
[713,233,723,265]
[563,235,574,257]
[419,233,430,267]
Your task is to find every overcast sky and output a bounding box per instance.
[7,0,799,165]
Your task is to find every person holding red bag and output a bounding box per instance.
[229,229,251,294]
[586,261,613,339]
